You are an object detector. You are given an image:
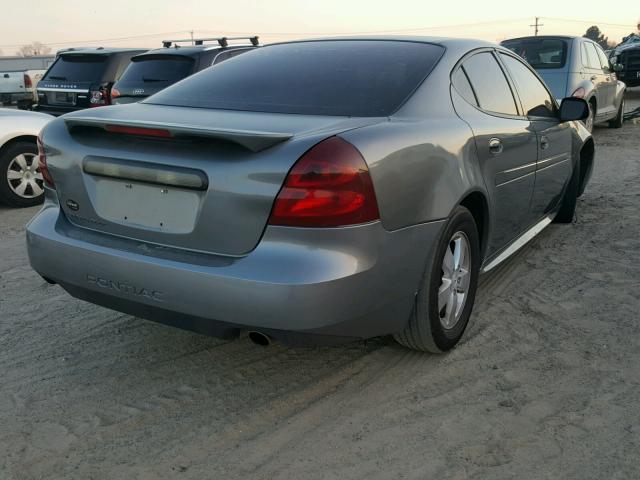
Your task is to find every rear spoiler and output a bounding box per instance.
[64,117,293,152]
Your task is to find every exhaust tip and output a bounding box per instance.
[248,331,271,347]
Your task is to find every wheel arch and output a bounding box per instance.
[0,135,38,159]
[577,137,595,198]
[457,190,490,262]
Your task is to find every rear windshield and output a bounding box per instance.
[145,40,444,116]
[501,38,568,69]
[44,55,108,82]
[118,55,194,85]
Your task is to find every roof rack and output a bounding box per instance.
[161,36,259,48]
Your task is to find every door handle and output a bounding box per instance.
[488,138,503,155]
[540,136,549,150]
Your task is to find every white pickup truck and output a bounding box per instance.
[0,70,46,109]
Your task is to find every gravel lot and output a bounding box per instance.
[1,90,640,479]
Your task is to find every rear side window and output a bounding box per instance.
[500,53,556,118]
[146,40,444,116]
[501,38,568,69]
[462,52,518,116]
[451,67,478,106]
[118,56,194,84]
[43,55,108,82]
[582,43,602,69]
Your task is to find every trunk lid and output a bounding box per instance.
[47,103,383,256]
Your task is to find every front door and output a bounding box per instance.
[498,52,574,218]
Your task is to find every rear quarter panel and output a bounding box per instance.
[341,46,487,231]
[341,117,482,231]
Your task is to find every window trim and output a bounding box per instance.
[450,47,525,120]
[496,49,560,121]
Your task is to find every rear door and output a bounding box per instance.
[581,41,613,117]
[0,72,24,97]
[452,50,538,255]
[498,52,573,218]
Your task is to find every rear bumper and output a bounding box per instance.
[34,105,82,117]
[27,200,445,345]
[1,92,29,103]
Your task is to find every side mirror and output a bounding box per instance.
[559,97,590,122]
[613,63,624,72]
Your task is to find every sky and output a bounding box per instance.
[0,0,638,55]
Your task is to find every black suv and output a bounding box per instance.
[610,38,640,88]
[111,36,259,104]
[35,47,147,116]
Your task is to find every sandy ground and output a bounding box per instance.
[1,94,640,479]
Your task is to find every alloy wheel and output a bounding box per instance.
[438,231,471,330]
[6,153,43,199]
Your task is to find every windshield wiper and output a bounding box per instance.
[48,75,67,80]
[142,77,168,82]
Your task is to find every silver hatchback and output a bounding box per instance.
[501,35,626,131]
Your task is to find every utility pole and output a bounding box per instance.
[530,17,543,36]
[189,30,194,45]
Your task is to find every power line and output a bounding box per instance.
[198,17,531,37]
[542,17,636,29]
[0,18,531,49]
[0,30,188,49]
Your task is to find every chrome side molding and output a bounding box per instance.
[481,215,553,273]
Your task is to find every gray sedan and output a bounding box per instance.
[27,37,593,352]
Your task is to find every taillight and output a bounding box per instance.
[23,74,32,89]
[89,86,111,107]
[268,137,380,227]
[571,87,586,99]
[110,87,121,99]
[37,136,55,188]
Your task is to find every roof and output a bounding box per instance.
[132,45,229,59]
[501,35,578,42]
[59,47,148,56]
[267,35,498,49]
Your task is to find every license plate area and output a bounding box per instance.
[46,91,76,105]
[93,179,199,233]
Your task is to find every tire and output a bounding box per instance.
[608,97,624,128]
[0,140,44,208]
[394,206,481,353]
[553,157,580,224]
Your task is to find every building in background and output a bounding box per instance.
[0,55,55,72]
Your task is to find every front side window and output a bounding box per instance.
[500,53,557,118]
[595,46,611,71]
[462,52,518,116]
